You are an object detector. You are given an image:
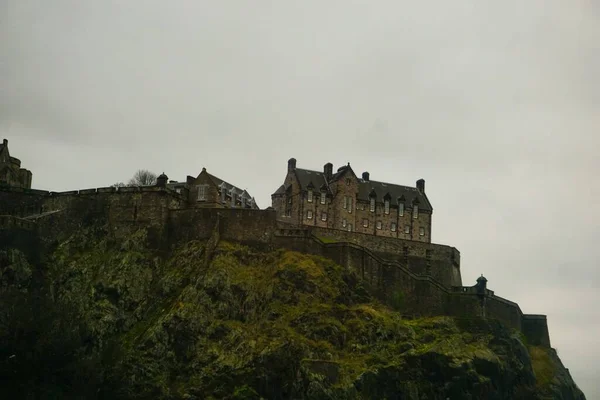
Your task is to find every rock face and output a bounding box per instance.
[0,227,586,399]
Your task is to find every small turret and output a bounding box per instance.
[476,275,488,295]
[156,172,168,188]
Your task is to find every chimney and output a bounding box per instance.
[324,162,333,180]
[288,158,297,172]
[186,175,195,185]
[416,179,425,193]
[2,139,7,146]
[362,171,370,182]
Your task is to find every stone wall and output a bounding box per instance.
[522,315,551,347]
[168,208,278,245]
[0,187,48,217]
[309,226,462,287]
[0,189,550,347]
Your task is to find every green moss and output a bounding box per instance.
[315,236,339,244]
[13,233,579,399]
[530,346,557,389]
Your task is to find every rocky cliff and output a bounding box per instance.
[0,226,586,399]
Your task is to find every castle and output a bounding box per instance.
[0,139,552,348]
[272,158,432,242]
[0,139,32,189]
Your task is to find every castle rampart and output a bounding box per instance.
[0,187,551,348]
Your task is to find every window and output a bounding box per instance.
[175,188,182,194]
[370,197,375,212]
[376,221,382,230]
[348,223,353,232]
[321,212,327,221]
[384,199,390,214]
[419,227,425,236]
[363,219,369,228]
[320,191,326,204]
[349,197,353,213]
[343,196,348,209]
[197,185,207,201]
[342,218,347,228]
[391,222,397,232]
[398,202,404,216]
[345,178,351,186]
[413,205,419,219]
[307,210,313,219]
[404,225,411,234]
[285,197,292,217]
[307,190,313,203]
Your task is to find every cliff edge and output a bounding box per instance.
[0,226,586,399]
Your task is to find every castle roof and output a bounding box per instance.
[357,179,432,211]
[288,166,432,211]
[293,168,329,192]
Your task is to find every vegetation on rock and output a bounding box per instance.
[0,227,586,399]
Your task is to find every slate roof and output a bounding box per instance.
[286,166,432,212]
[357,179,432,211]
[206,173,253,199]
[294,168,329,191]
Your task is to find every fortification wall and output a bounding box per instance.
[0,191,549,347]
[522,315,551,347]
[0,187,49,217]
[168,208,279,245]
[308,226,462,287]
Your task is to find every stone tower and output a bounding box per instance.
[0,139,33,189]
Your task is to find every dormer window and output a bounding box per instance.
[398,202,404,216]
[220,182,227,203]
[384,199,390,215]
[413,205,419,219]
[320,191,326,205]
[230,189,237,207]
[307,189,313,203]
[370,197,375,212]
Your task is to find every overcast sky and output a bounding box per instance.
[1,0,598,396]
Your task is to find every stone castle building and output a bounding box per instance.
[164,167,258,209]
[0,139,32,189]
[0,138,553,349]
[272,158,432,243]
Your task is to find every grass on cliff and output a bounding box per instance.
[109,240,519,395]
[42,233,558,398]
[530,346,557,389]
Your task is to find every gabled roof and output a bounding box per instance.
[204,171,258,208]
[294,168,329,192]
